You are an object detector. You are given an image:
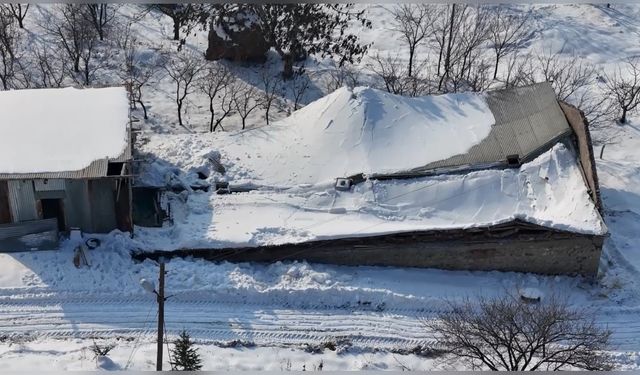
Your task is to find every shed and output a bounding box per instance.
[0,87,132,251]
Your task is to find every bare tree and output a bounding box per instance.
[488,7,530,79]
[6,4,28,29]
[121,40,160,120]
[434,5,493,93]
[536,46,597,102]
[163,52,205,127]
[500,51,535,89]
[212,84,236,132]
[0,9,19,89]
[148,4,207,43]
[47,4,98,76]
[426,293,613,371]
[198,62,232,132]
[604,57,640,124]
[368,52,434,96]
[83,4,119,41]
[260,69,282,125]
[33,44,67,88]
[323,64,361,93]
[233,81,262,129]
[288,69,311,111]
[388,4,436,78]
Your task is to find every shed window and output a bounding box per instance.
[107,162,124,176]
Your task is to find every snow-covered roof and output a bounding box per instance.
[135,144,608,252]
[212,86,496,187]
[0,87,130,179]
[141,83,572,189]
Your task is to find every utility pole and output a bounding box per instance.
[156,261,165,371]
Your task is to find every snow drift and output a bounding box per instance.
[0,87,129,174]
[182,86,495,187]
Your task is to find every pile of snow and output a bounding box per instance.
[135,143,606,251]
[139,87,494,188]
[0,87,129,174]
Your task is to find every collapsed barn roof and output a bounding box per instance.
[0,87,131,180]
[135,82,608,253]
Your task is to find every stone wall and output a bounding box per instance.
[138,227,605,277]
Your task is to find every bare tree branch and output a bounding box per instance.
[425,293,614,371]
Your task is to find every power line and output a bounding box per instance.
[125,306,157,370]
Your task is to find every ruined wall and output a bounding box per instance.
[139,229,605,277]
[559,101,603,211]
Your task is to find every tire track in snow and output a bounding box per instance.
[0,294,639,351]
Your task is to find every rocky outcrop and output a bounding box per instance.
[205,10,270,63]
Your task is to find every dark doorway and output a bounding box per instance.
[0,181,10,224]
[41,198,66,231]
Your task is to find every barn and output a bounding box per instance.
[0,87,133,251]
[136,82,608,277]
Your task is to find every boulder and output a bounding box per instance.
[205,21,269,63]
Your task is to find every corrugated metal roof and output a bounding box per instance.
[0,131,131,180]
[0,158,109,180]
[0,86,132,181]
[383,82,572,177]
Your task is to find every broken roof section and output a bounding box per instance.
[399,82,573,177]
[135,144,607,252]
[195,82,571,188]
[0,87,130,180]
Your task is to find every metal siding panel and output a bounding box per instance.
[63,180,92,231]
[34,179,65,192]
[89,179,117,233]
[7,180,37,222]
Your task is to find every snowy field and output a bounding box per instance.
[1,3,640,370]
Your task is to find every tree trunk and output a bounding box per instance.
[408,46,414,78]
[282,54,294,80]
[600,144,606,159]
[621,107,627,124]
[173,20,180,41]
[493,54,500,80]
[74,57,80,73]
[214,119,225,132]
[209,101,214,132]
[444,4,456,77]
[439,5,456,91]
[265,105,270,125]
[17,18,23,29]
[241,117,246,130]
[138,100,148,120]
[177,100,183,126]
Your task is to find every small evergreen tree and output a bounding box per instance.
[170,330,203,371]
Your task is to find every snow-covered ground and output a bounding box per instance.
[2,3,640,370]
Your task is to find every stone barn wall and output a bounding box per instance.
[137,225,605,277]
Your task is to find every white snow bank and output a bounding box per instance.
[0,87,129,174]
[140,87,494,187]
[135,143,606,251]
